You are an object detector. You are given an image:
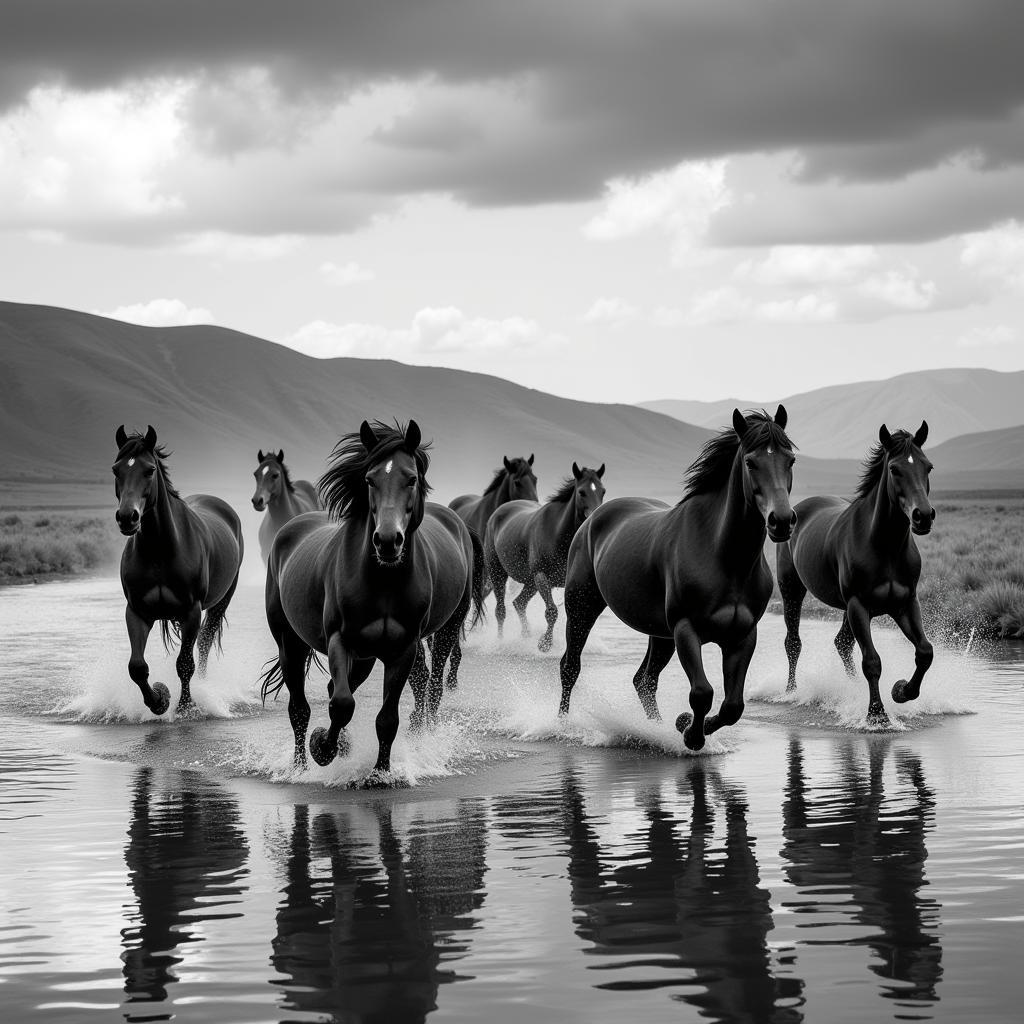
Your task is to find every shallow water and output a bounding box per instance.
[1,579,1022,1023]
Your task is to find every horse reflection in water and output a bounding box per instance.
[271,798,488,1022]
[120,768,249,1017]
[559,764,804,1023]
[781,737,943,1009]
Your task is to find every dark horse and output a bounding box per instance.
[113,426,244,715]
[449,454,539,545]
[260,420,483,780]
[777,422,935,725]
[484,463,606,652]
[558,408,796,750]
[251,449,321,562]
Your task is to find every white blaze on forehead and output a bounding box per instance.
[767,447,774,454]
[590,482,597,491]
[262,466,269,475]
[385,459,393,474]
[908,455,915,463]
[128,457,135,466]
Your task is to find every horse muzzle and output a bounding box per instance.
[911,507,936,536]
[766,508,797,543]
[115,508,141,536]
[252,496,266,511]
[372,529,405,567]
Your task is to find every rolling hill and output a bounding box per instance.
[640,367,1024,459]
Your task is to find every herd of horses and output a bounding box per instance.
[111,405,937,783]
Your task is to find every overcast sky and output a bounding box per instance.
[3,0,1024,403]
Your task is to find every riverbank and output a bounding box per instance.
[0,510,121,583]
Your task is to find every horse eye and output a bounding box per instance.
[144,468,156,477]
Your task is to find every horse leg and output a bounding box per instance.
[125,605,170,715]
[444,636,463,691]
[174,602,202,714]
[631,636,675,720]
[705,626,758,736]
[558,578,606,716]
[197,571,239,677]
[369,643,419,782]
[427,621,461,725]
[846,598,889,726]
[408,641,430,731]
[512,579,537,639]
[533,572,559,652]
[834,614,857,677]
[278,628,312,770]
[309,632,356,766]
[890,598,934,704]
[777,543,806,693]
[490,560,510,640]
[672,620,714,751]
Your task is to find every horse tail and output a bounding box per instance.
[258,647,324,704]
[159,618,181,653]
[468,528,487,630]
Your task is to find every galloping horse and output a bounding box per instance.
[113,426,244,715]
[484,463,606,651]
[252,450,321,562]
[558,408,796,750]
[260,420,483,780]
[449,455,539,544]
[777,422,935,725]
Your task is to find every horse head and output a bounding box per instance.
[112,424,160,536]
[503,453,539,502]
[362,419,427,567]
[879,421,934,535]
[733,405,797,543]
[252,449,286,511]
[571,462,606,522]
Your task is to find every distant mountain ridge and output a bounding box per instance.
[640,367,1024,459]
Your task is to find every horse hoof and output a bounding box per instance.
[537,636,553,653]
[149,683,170,716]
[866,710,891,728]
[891,679,916,704]
[309,727,338,766]
[675,712,692,734]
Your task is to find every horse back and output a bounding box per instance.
[269,511,337,651]
[184,494,244,606]
[787,495,853,608]
[292,479,321,512]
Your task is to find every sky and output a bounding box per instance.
[2,0,1024,404]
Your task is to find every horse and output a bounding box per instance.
[558,407,796,751]
[113,425,244,716]
[777,422,935,725]
[260,419,483,781]
[449,454,539,544]
[484,463,606,652]
[251,449,321,562]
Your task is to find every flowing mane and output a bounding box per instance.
[547,477,577,503]
[854,429,915,500]
[318,420,432,520]
[681,410,794,503]
[116,433,180,498]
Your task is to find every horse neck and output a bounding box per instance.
[708,455,766,572]
[860,474,911,549]
[551,495,582,539]
[137,472,186,555]
[268,482,300,523]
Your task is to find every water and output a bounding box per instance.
[1,579,1023,1023]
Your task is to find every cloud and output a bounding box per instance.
[736,246,878,287]
[97,299,214,327]
[857,269,936,311]
[176,231,302,261]
[284,306,565,360]
[655,288,836,328]
[581,297,639,326]
[956,324,1017,349]
[960,220,1024,292]
[320,260,375,286]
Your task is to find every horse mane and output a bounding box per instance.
[116,433,180,498]
[681,410,794,503]
[547,477,577,503]
[482,457,531,497]
[855,430,915,499]
[262,453,295,493]
[317,420,432,520]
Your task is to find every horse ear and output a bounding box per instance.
[879,424,893,449]
[597,463,605,478]
[503,456,513,472]
[144,425,157,451]
[774,404,788,429]
[732,408,749,439]
[404,419,421,452]
[528,453,535,466]
[572,462,582,479]
[276,449,284,463]
[913,420,928,448]
[116,425,128,449]
[360,420,379,452]
[257,449,265,462]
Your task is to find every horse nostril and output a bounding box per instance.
[372,531,382,549]
[394,531,404,549]
[930,508,937,521]
[767,512,777,528]
[789,510,797,527]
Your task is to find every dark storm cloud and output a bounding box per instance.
[5,0,1024,239]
